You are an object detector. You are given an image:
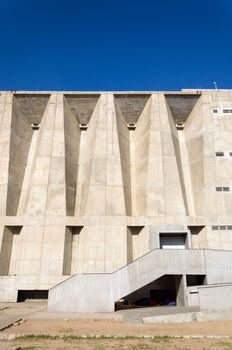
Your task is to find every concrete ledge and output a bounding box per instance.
[143,312,199,324]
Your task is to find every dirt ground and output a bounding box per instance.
[1,319,232,349]
[3,318,232,336]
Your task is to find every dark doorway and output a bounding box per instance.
[17,290,48,302]
[115,275,177,310]
[186,275,206,286]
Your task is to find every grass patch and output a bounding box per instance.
[17,335,60,341]
[16,334,172,342]
[219,341,232,350]
[58,328,75,333]
[151,336,171,343]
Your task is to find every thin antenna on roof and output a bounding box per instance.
[214,81,218,90]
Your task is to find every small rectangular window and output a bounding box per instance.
[229,152,232,157]
[216,187,223,192]
[223,187,230,192]
[219,225,227,230]
[227,226,232,230]
[212,226,219,230]
[215,152,224,157]
[216,187,230,192]
[223,109,232,114]
[213,108,218,113]
[31,123,40,130]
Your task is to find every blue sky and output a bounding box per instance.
[0,0,231,91]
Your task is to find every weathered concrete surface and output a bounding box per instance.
[48,249,206,312]
[0,301,47,330]
[198,283,232,320]
[143,312,199,324]
[1,90,232,313]
[48,248,232,313]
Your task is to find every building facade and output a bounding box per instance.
[1,90,232,312]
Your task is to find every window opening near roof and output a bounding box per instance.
[223,187,230,192]
[127,122,136,130]
[212,225,232,231]
[223,109,232,114]
[215,151,224,157]
[216,186,230,192]
[31,123,40,130]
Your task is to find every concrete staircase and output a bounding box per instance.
[48,249,206,312]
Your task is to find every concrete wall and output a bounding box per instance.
[187,282,232,320]
[198,283,232,320]
[0,90,232,303]
[48,248,232,313]
[48,248,206,312]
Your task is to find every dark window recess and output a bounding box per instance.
[31,123,40,130]
[175,123,185,130]
[79,123,88,130]
[216,187,230,192]
[216,187,223,192]
[223,187,230,192]
[223,109,232,114]
[212,225,232,231]
[186,275,205,287]
[213,109,218,113]
[17,290,48,302]
[215,152,224,157]
[229,152,232,157]
[127,122,136,130]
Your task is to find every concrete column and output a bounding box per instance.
[175,274,187,307]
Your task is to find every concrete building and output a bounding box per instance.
[1,90,232,315]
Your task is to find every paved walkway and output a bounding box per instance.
[0,301,200,330]
[0,301,47,330]
[118,305,200,321]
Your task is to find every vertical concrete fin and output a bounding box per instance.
[133,96,152,216]
[0,93,13,216]
[165,102,189,215]
[63,97,81,216]
[114,94,152,216]
[77,95,104,215]
[45,93,67,216]
[184,98,205,216]
[156,94,186,217]
[6,94,50,216]
[64,94,100,216]
[78,94,129,216]
[23,94,57,216]
[114,97,132,215]
[141,94,166,217]
[165,94,201,216]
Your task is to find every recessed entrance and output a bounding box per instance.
[159,233,187,249]
[17,290,48,302]
[115,275,184,310]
